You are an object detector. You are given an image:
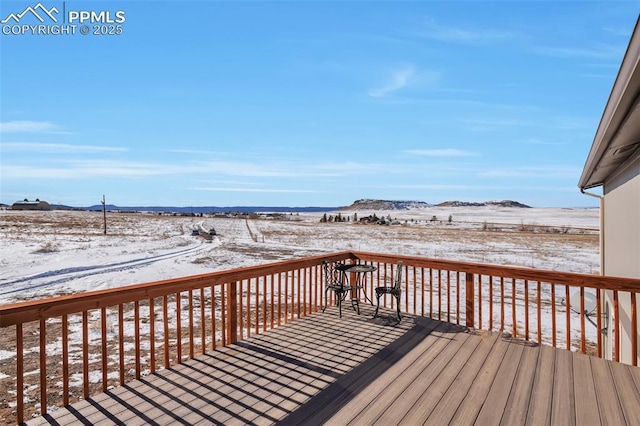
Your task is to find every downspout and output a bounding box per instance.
[581,187,610,359]
[580,188,605,275]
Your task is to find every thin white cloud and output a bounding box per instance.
[359,183,476,190]
[478,166,581,178]
[189,187,321,194]
[168,148,216,155]
[418,18,514,44]
[0,158,396,180]
[0,120,68,134]
[602,26,634,37]
[405,149,477,157]
[2,142,126,153]
[464,118,534,130]
[368,66,415,98]
[532,44,623,59]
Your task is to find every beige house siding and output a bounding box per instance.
[602,153,640,364]
[603,154,640,278]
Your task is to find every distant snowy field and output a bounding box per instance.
[0,207,599,306]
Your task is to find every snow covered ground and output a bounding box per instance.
[0,206,599,305]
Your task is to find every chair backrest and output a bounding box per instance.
[322,261,342,286]
[393,261,403,290]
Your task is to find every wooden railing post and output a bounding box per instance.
[466,273,475,328]
[228,281,238,344]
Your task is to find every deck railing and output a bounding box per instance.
[1,251,639,423]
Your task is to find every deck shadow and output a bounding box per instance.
[278,316,465,425]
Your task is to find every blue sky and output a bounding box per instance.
[1,1,638,208]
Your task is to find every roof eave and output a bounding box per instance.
[579,15,640,190]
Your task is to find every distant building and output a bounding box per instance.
[11,198,52,211]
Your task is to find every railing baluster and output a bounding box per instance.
[551,283,557,347]
[614,290,620,362]
[101,307,107,392]
[466,273,474,328]
[82,310,89,398]
[421,268,426,318]
[221,284,228,346]
[247,279,252,338]
[238,281,243,338]
[437,269,442,320]
[163,296,169,368]
[376,262,381,304]
[596,288,602,358]
[134,301,140,379]
[525,280,529,341]
[262,275,268,332]
[119,304,125,383]
[39,318,46,416]
[489,275,493,330]
[189,289,194,359]
[416,266,418,315]
[565,285,571,351]
[500,276,504,331]
[297,269,302,319]
[512,279,517,338]
[277,273,282,326]
[290,272,295,323]
[176,293,182,363]
[580,287,586,353]
[284,272,289,324]
[429,268,434,318]
[537,281,542,344]
[270,274,275,328]
[632,292,637,366]
[200,289,205,355]
[407,265,412,315]
[211,285,216,351]
[228,281,238,344]
[150,299,156,371]
[302,269,307,318]
[17,323,24,424]
[457,271,461,325]
[255,277,260,335]
[478,274,482,328]
[62,314,69,406]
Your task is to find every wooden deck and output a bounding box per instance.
[28,305,640,426]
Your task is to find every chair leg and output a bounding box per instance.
[351,291,360,315]
[322,287,330,313]
[374,293,381,318]
[395,295,401,320]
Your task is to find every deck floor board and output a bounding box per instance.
[26,306,640,426]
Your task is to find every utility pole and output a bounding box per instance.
[102,195,107,235]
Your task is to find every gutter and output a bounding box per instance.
[580,188,605,275]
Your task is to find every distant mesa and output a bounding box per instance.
[341,199,530,210]
[436,200,531,208]
[341,199,432,211]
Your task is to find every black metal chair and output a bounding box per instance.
[322,261,350,318]
[374,261,403,321]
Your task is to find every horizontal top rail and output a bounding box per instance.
[350,251,640,292]
[3,250,639,327]
[0,252,354,326]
